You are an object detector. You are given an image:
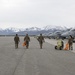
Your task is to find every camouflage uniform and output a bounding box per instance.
[14,34,20,49]
[68,37,73,50]
[38,34,44,49]
[24,34,30,49]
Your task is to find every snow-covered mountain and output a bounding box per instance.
[5,28,21,32]
[0,27,41,32]
[25,27,41,31]
[0,25,73,35]
[42,25,68,31]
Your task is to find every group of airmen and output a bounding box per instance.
[14,33,44,49]
[55,35,74,50]
[14,33,74,50]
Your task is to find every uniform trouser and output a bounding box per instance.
[26,41,29,49]
[39,41,43,49]
[69,43,73,50]
[15,43,18,49]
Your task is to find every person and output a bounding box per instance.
[24,34,30,49]
[68,35,73,50]
[14,34,20,49]
[37,34,44,49]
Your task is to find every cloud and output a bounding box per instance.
[0,0,75,28]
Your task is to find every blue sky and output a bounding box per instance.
[0,0,75,29]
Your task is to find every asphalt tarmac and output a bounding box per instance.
[0,37,75,75]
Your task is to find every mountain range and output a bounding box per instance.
[0,25,72,35]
